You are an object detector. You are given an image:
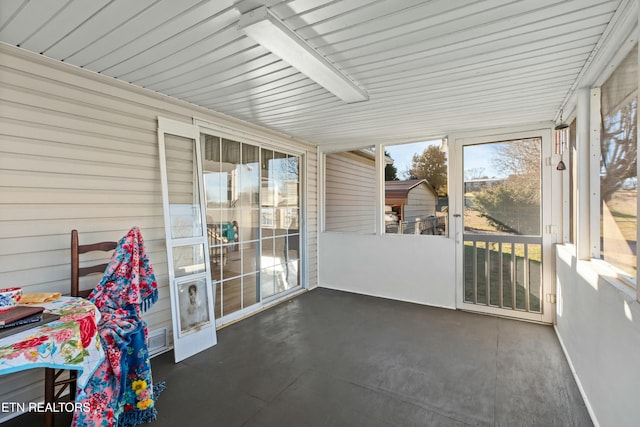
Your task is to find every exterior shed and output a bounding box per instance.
[385,179,438,225]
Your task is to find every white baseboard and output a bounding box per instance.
[553,325,599,427]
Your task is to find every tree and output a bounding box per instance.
[464,167,487,180]
[384,150,399,181]
[600,98,637,201]
[409,145,447,195]
[472,139,541,235]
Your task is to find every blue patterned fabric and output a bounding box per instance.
[72,227,164,427]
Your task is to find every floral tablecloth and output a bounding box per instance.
[0,297,105,388]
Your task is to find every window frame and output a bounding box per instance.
[581,44,639,296]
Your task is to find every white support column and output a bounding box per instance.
[637,32,640,303]
[317,146,325,233]
[375,144,385,235]
[575,88,592,260]
[589,88,601,259]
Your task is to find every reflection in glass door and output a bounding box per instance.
[201,134,302,322]
[261,149,300,299]
[462,138,544,318]
[202,135,260,319]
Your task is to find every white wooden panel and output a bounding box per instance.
[0,0,629,150]
[295,0,429,38]
[340,18,610,72]
[281,0,379,27]
[319,232,456,307]
[212,79,317,109]
[199,71,308,104]
[44,0,158,60]
[20,1,112,53]
[225,87,329,115]
[65,0,204,66]
[90,0,235,73]
[165,55,290,98]
[127,34,255,86]
[318,0,604,53]
[106,8,240,78]
[313,0,479,51]
[0,0,28,29]
[0,0,68,45]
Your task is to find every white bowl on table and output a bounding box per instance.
[0,287,22,312]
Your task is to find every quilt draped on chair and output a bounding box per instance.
[72,226,164,427]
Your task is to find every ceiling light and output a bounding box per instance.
[238,6,368,104]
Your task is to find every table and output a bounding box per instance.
[0,297,105,424]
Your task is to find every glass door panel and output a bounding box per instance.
[172,244,206,278]
[201,133,302,321]
[461,138,545,320]
[202,134,262,321]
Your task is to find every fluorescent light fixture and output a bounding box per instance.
[239,6,368,103]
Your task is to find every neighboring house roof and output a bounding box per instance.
[385,179,437,204]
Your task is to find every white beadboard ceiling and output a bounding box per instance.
[0,0,629,148]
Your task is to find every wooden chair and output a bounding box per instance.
[42,230,116,427]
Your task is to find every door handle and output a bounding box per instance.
[453,214,461,218]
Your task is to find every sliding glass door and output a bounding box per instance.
[200,133,302,323]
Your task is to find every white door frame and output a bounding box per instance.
[158,117,217,362]
[451,127,556,324]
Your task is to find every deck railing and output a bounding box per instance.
[463,234,542,313]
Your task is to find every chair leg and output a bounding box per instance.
[69,371,77,400]
[44,368,55,427]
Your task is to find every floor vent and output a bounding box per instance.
[148,327,168,356]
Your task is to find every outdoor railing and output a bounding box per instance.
[463,233,542,313]
[386,216,447,235]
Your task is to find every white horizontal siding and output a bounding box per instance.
[0,43,318,413]
[325,152,375,233]
[404,185,437,221]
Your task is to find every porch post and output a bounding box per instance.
[575,88,592,260]
[375,144,384,235]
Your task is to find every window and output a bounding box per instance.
[384,140,448,236]
[599,45,637,283]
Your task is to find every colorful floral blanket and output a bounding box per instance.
[0,297,103,386]
[73,226,164,427]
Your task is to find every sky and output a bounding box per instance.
[384,140,502,180]
[462,143,502,179]
[384,140,440,179]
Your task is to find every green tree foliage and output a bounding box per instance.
[384,150,399,181]
[472,139,541,235]
[409,145,447,195]
[473,184,540,235]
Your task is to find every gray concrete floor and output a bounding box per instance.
[5,288,591,426]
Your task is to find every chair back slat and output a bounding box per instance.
[79,242,117,253]
[71,229,117,298]
[78,263,110,277]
